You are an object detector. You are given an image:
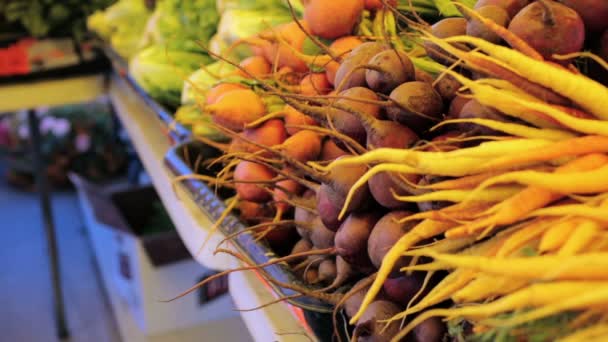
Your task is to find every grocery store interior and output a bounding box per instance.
[1,1,607,341]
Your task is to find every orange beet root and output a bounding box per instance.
[209,89,266,132]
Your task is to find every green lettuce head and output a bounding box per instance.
[129,45,213,108]
[147,0,220,53]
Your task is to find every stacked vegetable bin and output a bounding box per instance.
[90,0,608,341]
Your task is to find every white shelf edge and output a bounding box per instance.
[108,74,238,271]
[229,270,317,342]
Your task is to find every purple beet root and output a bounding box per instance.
[353,300,403,342]
[369,171,420,210]
[335,212,382,268]
[382,274,428,307]
[558,0,608,33]
[368,211,416,275]
[410,317,448,342]
[474,0,529,18]
[508,1,585,63]
[316,183,345,232]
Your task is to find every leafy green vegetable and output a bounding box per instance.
[216,0,304,14]
[302,36,333,57]
[432,0,463,17]
[180,61,238,105]
[519,246,539,257]
[469,311,580,342]
[209,8,293,60]
[87,0,150,58]
[143,0,219,53]
[300,36,334,72]
[411,56,446,75]
[2,0,114,39]
[130,46,213,108]
[447,318,468,342]
[393,0,475,18]
[176,105,228,141]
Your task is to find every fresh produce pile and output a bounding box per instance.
[88,0,220,109]
[87,0,151,59]
[98,0,608,340]
[174,0,306,139]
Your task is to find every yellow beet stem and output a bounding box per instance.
[399,261,451,272]
[404,236,476,255]
[447,154,608,238]
[443,35,608,119]
[308,149,416,171]
[314,139,552,175]
[558,322,608,342]
[422,34,527,78]
[393,282,605,342]
[393,186,522,203]
[444,70,562,128]
[557,220,601,256]
[484,285,608,328]
[468,164,608,200]
[397,202,496,224]
[474,79,537,97]
[349,219,455,324]
[495,218,553,257]
[424,35,572,107]
[442,138,551,158]
[415,156,501,177]
[433,118,576,140]
[452,275,529,303]
[274,33,333,65]
[338,163,417,219]
[424,171,513,190]
[427,252,608,280]
[387,230,511,323]
[529,205,608,223]
[511,95,608,136]
[539,218,580,252]
[480,135,608,172]
[446,186,561,238]
[406,270,435,313]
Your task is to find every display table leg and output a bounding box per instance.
[27,109,70,340]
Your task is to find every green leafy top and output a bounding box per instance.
[129,45,213,108]
[448,312,582,342]
[2,0,115,39]
[148,0,220,53]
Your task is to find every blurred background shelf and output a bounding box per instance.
[0,60,110,339]
[0,74,106,113]
[0,46,316,342]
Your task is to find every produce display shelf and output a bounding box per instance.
[230,270,317,342]
[164,140,343,341]
[108,73,236,271]
[164,140,333,312]
[109,72,316,341]
[100,43,192,144]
